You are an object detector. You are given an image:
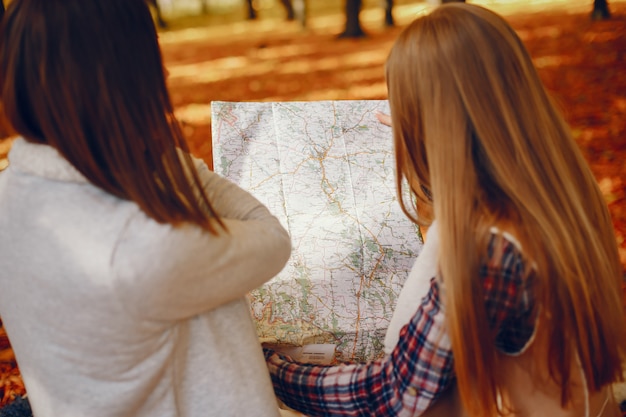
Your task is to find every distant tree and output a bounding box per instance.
[592,0,610,20]
[246,0,295,20]
[339,0,394,39]
[340,0,365,38]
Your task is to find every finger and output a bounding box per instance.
[376,111,392,127]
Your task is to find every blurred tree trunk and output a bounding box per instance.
[247,0,296,21]
[0,1,4,21]
[246,0,257,19]
[279,0,295,20]
[384,0,394,27]
[338,0,395,38]
[592,0,611,19]
[339,0,366,38]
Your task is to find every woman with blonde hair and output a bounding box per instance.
[0,0,291,416]
[264,3,626,416]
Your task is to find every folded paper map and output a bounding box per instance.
[211,100,423,362]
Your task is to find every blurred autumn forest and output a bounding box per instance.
[1,0,626,408]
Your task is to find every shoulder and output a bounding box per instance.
[482,228,538,355]
[481,228,533,307]
[484,227,528,275]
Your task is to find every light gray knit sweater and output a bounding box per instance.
[0,138,291,417]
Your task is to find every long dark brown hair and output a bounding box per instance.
[386,3,625,416]
[0,0,224,233]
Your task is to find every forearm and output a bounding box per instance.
[264,281,455,416]
[266,350,394,416]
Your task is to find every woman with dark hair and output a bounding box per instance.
[0,0,291,416]
[264,4,626,417]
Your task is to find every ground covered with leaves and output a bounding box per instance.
[1,0,625,409]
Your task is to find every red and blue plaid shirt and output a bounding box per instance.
[264,233,536,416]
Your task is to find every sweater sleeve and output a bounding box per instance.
[190,155,278,222]
[264,234,534,417]
[110,160,292,321]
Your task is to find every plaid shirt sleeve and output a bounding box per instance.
[264,234,534,417]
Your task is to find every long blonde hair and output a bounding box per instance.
[386,4,625,416]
